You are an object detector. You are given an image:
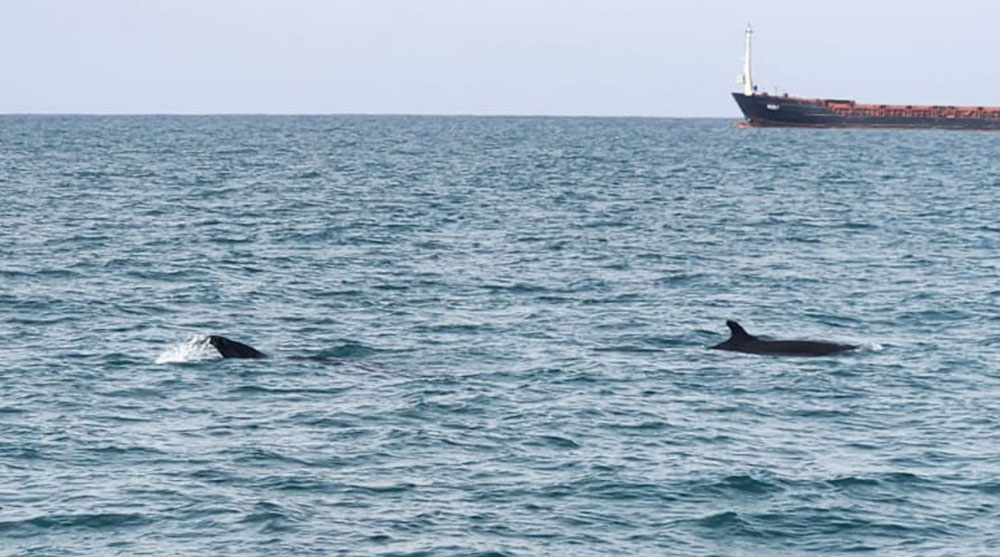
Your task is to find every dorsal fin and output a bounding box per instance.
[208,335,268,359]
[726,320,754,341]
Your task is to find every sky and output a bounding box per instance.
[2,0,1000,116]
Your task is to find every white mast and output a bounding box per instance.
[741,24,754,96]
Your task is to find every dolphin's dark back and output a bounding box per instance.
[742,339,856,356]
[208,335,268,359]
[710,320,856,357]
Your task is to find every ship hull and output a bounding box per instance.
[732,93,1000,130]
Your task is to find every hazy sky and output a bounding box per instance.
[3,0,999,116]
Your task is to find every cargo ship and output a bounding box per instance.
[733,25,1000,130]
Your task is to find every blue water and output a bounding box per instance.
[3,115,1000,556]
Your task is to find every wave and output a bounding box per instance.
[0,512,151,533]
[309,340,381,359]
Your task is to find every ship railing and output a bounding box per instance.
[831,104,1000,119]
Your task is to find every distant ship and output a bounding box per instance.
[732,25,1000,130]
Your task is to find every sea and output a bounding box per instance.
[2,115,1000,556]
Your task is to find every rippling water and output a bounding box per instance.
[3,115,1000,555]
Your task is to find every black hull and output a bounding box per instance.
[732,93,1000,130]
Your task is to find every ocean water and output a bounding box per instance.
[2,115,1000,556]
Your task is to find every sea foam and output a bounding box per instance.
[155,335,218,364]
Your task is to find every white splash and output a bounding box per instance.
[864,342,884,352]
[155,335,219,364]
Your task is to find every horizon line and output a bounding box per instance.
[0,111,740,119]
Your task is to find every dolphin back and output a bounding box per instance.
[749,339,857,356]
[711,320,857,357]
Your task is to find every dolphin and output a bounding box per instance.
[208,335,268,359]
[710,320,857,356]
[160,334,383,367]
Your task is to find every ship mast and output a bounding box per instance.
[741,24,754,96]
